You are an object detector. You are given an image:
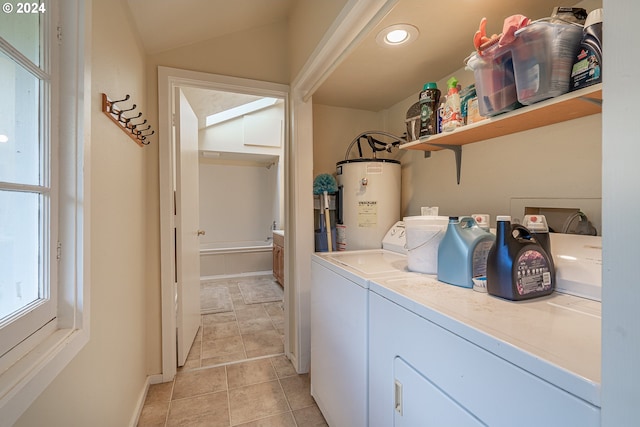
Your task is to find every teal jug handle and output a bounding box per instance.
[459,216,478,229]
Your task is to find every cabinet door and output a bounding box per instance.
[394,357,484,427]
[369,292,600,427]
[272,244,283,285]
[272,246,277,275]
[278,244,284,284]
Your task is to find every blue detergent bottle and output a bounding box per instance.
[486,216,555,301]
[437,216,495,288]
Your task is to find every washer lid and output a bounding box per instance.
[325,250,407,275]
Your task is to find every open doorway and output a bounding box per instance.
[183,87,286,368]
[158,67,290,381]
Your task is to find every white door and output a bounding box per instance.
[175,88,201,366]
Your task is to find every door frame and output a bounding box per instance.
[158,67,289,381]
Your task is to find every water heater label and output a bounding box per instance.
[366,164,383,174]
[358,201,378,228]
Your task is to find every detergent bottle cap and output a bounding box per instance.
[423,82,438,90]
[447,76,459,90]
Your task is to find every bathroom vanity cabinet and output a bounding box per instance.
[273,230,284,286]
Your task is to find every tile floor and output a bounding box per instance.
[137,276,328,426]
[188,276,286,369]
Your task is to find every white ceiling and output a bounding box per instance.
[127,0,573,113]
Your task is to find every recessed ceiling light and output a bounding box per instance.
[386,29,409,43]
[0,134,8,143]
[376,24,419,46]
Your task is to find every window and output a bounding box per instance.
[0,0,57,359]
[0,1,88,423]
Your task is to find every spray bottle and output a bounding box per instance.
[441,76,463,132]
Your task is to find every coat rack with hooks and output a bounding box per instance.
[101,93,155,146]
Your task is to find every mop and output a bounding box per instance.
[313,173,338,251]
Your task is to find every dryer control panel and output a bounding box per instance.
[382,221,407,254]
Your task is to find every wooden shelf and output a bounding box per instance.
[400,84,602,152]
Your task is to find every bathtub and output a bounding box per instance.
[200,240,274,280]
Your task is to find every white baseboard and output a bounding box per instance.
[129,374,165,427]
[286,350,306,375]
[200,270,274,282]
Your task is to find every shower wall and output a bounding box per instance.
[199,99,285,238]
[198,159,279,245]
[197,99,284,278]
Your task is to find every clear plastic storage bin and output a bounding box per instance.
[466,43,520,117]
[511,21,583,105]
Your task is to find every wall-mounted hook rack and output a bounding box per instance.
[101,93,154,146]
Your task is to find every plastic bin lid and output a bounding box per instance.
[585,8,603,27]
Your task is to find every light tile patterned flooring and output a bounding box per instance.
[137,276,327,426]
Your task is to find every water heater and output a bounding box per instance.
[336,159,401,250]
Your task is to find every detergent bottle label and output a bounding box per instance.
[515,250,553,296]
[472,240,493,278]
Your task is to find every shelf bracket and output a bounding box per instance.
[424,143,463,185]
[578,96,603,107]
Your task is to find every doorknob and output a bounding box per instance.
[197,230,206,236]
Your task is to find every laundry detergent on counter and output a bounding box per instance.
[437,216,495,289]
[486,216,555,301]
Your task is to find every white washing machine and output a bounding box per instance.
[310,226,417,427]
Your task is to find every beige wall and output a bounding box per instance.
[314,92,602,234]
[142,1,350,375]
[313,104,388,176]
[399,116,601,223]
[288,0,349,82]
[15,0,150,426]
[148,20,290,86]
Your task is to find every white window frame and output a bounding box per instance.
[0,0,58,360]
[0,1,90,425]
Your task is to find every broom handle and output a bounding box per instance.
[324,191,332,251]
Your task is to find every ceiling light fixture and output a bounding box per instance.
[376,24,419,46]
